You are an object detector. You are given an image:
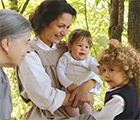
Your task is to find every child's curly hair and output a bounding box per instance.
[98,45,140,88]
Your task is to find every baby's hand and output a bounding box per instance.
[67,83,76,92]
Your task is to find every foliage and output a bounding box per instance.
[1,0,128,119]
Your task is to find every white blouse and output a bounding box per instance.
[18,36,66,114]
[93,87,124,120]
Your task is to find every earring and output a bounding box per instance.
[6,52,8,55]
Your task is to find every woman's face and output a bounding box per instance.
[39,13,73,47]
[7,34,31,67]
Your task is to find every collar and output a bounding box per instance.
[32,36,57,51]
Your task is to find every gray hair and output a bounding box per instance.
[0,9,32,41]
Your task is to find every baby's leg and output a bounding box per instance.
[80,102,92,115]
[65,106,80,117]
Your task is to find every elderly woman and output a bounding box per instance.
[0,9,32,120]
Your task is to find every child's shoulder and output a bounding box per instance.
[63,51,71,56]
[85,55,97,62]
[60,51,72,59]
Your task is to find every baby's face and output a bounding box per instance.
[70,38,90,61]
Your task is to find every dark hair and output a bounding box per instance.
[68,29,92,48]
[29,0,76,35]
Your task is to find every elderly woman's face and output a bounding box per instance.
[39,13,73,47]
[7,34,31,67]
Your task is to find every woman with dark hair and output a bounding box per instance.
[17,0,95,119]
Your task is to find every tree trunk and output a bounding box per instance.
[108,0,124,42]
[128,0,140,106]
[128,0,140,51]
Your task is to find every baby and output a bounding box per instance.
[57,29,102,117]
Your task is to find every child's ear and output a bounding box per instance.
[68,43,72,50]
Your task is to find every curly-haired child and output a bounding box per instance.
[93,45,140,120]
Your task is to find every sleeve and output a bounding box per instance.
[89,56,99,74]
[88,57,103,95]
[0,68,12,119]
[56,54,73,88]
[18,51,66,114]
[93,95,124,120]
[89,72,103,95]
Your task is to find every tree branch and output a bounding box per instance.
[1,0,5,9]
[84,0,89,30]
[20,0,30,14]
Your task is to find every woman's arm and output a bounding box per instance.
[18,52,66,114]
[62,93,72,106]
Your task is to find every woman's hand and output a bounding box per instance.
[69,80,95,108]
[67,83,76,92]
